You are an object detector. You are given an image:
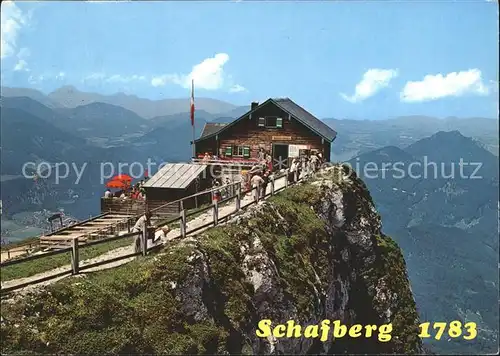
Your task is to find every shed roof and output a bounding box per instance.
[143,163,207,189]
[195,98,337,143]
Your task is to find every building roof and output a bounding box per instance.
[272,98,337,142]
[143,163,207,189]
[200,122,228,139]
[195,98,337,143]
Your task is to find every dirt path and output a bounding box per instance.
[1,175,288,295]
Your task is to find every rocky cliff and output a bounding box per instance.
[0,165,423,354]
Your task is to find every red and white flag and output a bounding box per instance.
[190,79,195,126]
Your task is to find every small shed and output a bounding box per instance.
[143,163,210,216]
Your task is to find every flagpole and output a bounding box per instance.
[191,79,195,160]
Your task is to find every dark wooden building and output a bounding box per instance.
[194,98,337,168]
[142,163,211,216]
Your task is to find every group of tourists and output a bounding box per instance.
[257,148,273,171]
[211,177,235,202]
[288,151,323,183]
[103,179,148,200]
[246,159,272,204]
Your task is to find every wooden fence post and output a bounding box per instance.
[270,175,275,196]
[285,169,289,188]
[235,182,241,211]
[141,227,148,256]
[71,237,79,275]
[180,209,186,238]
[213,199,219,226]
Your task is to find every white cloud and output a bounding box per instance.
[229,84,247,93]
[14,59,28,71]
[184,53,229,90]
[400,69,490,103]
[151,53,245,92]
[12,47,31,71]
[341,68,399,103]
[83,72,146,84]
[106,74,146,83]
[1,1,28,59]
[151,74,181,87]
[83,72,106,81]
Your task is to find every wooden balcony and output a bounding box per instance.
[100,197,146,215]
[191,157,259,168]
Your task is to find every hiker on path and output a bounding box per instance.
[265,152,273,171]
[261,171,270,198]
[310,154,319,172]
[156,226,170,243]
[250,173,265,203]
[213,181,221,202]
[289,158,299,183]
[132,211,152,253]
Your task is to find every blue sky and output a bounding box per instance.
[1,0,498,119]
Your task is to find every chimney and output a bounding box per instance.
[251,102,259,111]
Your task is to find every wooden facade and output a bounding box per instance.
[144,177,212,216]
[194,98,336,168]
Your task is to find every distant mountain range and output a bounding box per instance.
[348,131,499,354]
[1,86,246,118]
[325,116,498,160]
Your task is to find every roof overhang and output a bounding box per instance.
[194,98,337,143]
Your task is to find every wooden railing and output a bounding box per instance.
[0,213,112,261]
[101,197,146,215]
[1,167,313,295]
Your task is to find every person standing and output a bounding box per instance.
[258,147,265,162]
[261,171,270,198]
[310,154,319,172]
[132,211,151,253]
[265,151,273,171]
[250,174,265,203]
[289,158,298,183]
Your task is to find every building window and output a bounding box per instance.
[262,116,283,128]
[233,146,251,158]
[225,146,233,156]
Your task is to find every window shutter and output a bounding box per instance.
[225,146,233,156]
[243,147,250,158]
[258,117,265,127]
[276,117,283,128]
